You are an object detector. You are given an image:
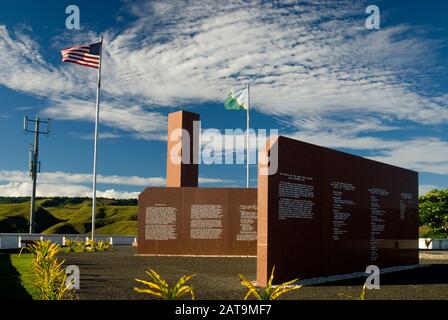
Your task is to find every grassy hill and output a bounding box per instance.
[0,197,137,235]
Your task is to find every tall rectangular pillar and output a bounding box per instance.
[166,110,200,187]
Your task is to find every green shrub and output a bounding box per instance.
[419,189,448,237]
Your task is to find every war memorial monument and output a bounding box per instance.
[138,110,418,285]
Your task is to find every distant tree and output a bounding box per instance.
[0,197,30,204]
[97,206,106,219]
[41,197,66,207]
[419,189,448,237]
[109,199,138,206]
[41,197,86,207]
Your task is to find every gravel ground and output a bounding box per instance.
[59,247,448,300]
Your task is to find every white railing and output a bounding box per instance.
[2,234,446,250]
[0,233,136,249]
[419,238,448,250]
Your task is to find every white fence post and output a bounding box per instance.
[0,234,137,249]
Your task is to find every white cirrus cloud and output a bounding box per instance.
[44,98,168,141]
[0,181,141,199]
[1,1,447,126]
[0,170,165,187]
[0,170,234,198]
[289,116,448,174]
[99,0,448,124]
[0,0,447,176]
[0,25,167,141]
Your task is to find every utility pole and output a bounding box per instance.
[24,116,50,234]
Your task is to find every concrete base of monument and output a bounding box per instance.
[135,254,256,258]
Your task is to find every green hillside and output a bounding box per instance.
[0,197,137,235]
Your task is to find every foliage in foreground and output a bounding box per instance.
[64,239,78,252]
[239,266,301,300]
[24,240,73,300]
[419,189,448,237]
[85,239,111,252]
[64,239,111,252]
[338,283,368,300]
[134,269,196,300]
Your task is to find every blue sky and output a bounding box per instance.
[0,0,447,198]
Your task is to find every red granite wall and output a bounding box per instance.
[257,136,418,285]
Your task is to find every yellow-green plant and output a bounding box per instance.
[84,240,111,252]
[239,266,301,300]
[74,240,87,252]
[85,239,95,252]
[95,240,111,251]
[27,240,60,265]
[64,239,77,252]
[27,240,72,300]
[359,283,367,300]
[134,269,196,300]
[339,283,368,300]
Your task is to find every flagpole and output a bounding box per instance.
[246,83,250,188]
[91,36,103,241]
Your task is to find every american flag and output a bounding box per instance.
[61,41,102,69]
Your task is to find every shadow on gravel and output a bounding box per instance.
[315,264,448,286]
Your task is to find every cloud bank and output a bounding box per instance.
[0,170,232,199]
